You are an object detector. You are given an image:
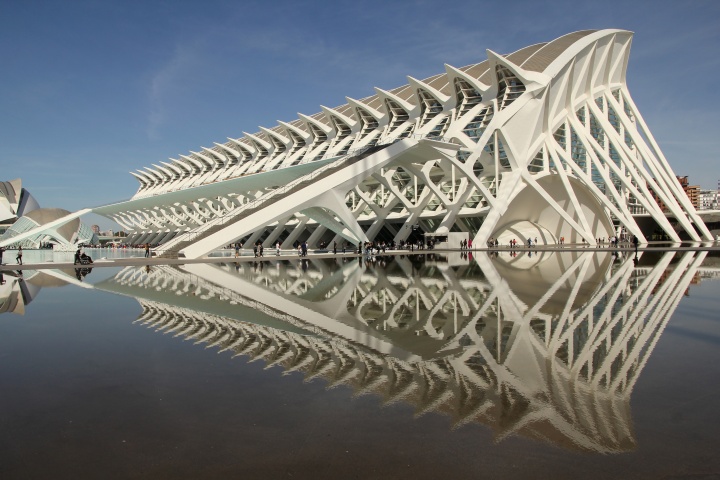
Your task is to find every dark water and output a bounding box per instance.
[1,251,719,479]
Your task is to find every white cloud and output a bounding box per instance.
[147,43,200,139]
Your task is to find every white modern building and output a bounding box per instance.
[0,179,40,231]
[0,208,97,250]
[2,29,713,257]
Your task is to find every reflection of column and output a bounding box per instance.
[92,250,707,453]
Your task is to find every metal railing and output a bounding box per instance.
[154,139,408,255]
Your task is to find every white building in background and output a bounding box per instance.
[1,30,713,257]
[0,208,97,250]
[699,189,719,210]
[0,179,40,228]
[1,178,97,250]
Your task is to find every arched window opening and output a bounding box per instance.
[589,112,605,148]
[268,135,286,158]
[454,78,482,117]
[418,89,443,126]
[308,123,329,160]
[356,107,379,139]
[428,116,449,138]
[308,123,328,147]
[329,115,353,155]
[287,130,307,166]
[498,139,510,168]
[330,116,351,142]
[553,123,567,150]
[250,139,269,160]
[385,99,409,134]
[462,105,494,143]
[496,65,525,110]
[528,148,544,173]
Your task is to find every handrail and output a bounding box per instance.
[154,142,387,253]
[152,134,455,254]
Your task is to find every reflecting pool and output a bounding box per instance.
[1,251,719,479]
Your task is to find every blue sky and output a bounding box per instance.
[1,0,719,230]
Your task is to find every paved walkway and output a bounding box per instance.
[2,243,719,272]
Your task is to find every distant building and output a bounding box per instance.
[699,189,719,210]
[0,208,97,250]
[0,178,40,225]
[650,176,700,212]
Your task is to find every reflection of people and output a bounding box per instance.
[74,267,93,281]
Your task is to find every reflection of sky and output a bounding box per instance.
[1,255,720,477]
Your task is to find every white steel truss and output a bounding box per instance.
[4,30,706,256]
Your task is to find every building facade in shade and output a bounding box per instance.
[1,30,712,257]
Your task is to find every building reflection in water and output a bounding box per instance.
[0,251,710,453]
[0,267,93,314]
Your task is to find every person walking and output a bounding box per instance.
[333,241,337,254]
[234,243,240,258]
[16,246,22,265]
[301,241,308,257]
[253,243,258,257]
[276,241,281,256]
[259,243,264,257]
[144,244,150,258]
[74,248,82,265]
[632,234,639,253]
[0,246,5,265]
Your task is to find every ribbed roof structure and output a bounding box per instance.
[1,29,712,254]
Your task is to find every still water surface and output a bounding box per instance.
[1,251,719,479]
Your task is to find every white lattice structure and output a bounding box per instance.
[88,250,706,452]
[3,30,710,256]
[1,251,708,450]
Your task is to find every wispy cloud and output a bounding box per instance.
[147,43,199,139]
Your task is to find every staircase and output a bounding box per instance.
[155,142,393,259]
